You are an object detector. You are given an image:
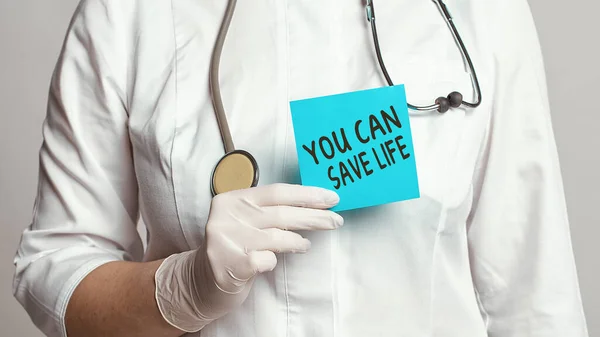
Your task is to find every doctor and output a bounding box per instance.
[13,0,588,336]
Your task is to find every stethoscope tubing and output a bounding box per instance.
[209,0,237,154]
[209,0,484,177]
[432,0,482,109]
[367,0,482,112]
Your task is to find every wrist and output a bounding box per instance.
[154,250,213,333]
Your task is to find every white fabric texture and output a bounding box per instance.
[13,0,588,336]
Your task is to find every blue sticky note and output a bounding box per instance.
[289,85,420,212]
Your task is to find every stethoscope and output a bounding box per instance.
[209,0,483,196]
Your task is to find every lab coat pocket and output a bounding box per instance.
[401,59,474,216]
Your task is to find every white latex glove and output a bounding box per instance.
[155,184,343,332]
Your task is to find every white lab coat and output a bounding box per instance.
[13,0,588,336]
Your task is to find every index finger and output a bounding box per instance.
[232,183,340,209]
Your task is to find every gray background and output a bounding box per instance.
[0,0,598,336]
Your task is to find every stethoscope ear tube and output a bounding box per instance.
[367,0,482,112]
[431,0,482,109]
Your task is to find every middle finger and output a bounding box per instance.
[255,206,344,231]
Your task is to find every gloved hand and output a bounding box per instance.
[155,184,343,332]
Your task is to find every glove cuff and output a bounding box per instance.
[154,250,213,333]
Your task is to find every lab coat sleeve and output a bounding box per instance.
[12,1,142,336]
[466,0,588,336]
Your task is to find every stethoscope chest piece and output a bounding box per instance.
[211,150,259,196]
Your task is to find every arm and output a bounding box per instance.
[467,0,588,335]
[13,1,181,336]
[65,261,182,337]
